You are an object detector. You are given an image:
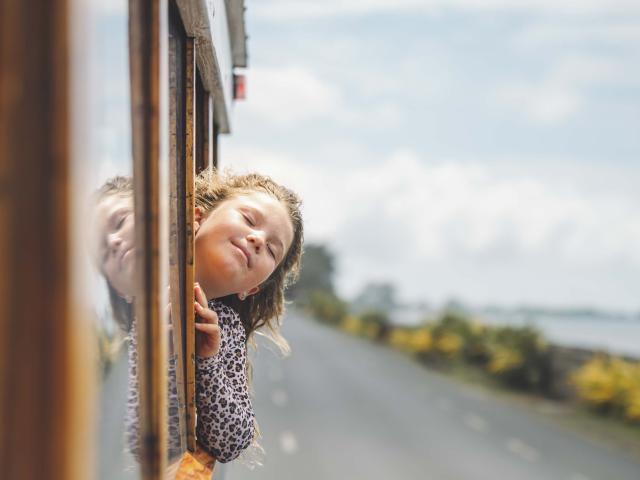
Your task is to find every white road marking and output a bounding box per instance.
[279,431,298,455]
[570,474,591,480]
[268,365,284,382]
[271,388,289,407]
[506,437,540,463]
[463,413,489,433]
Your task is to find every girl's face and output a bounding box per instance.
[95,194,136,299]
[194,191,294,300]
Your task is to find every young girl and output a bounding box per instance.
[93,169,304,464]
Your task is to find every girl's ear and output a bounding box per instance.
[238,286,260,300]
[247,286,260,297]
[194,206,203,233]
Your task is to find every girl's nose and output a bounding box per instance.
[247,232,265,252]
[107,233,123,250]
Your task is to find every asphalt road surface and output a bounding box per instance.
[222,312,640,480]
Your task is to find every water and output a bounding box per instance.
[482,312,640,358]
[390,307,640,358]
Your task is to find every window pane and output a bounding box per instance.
[70,0,139,478]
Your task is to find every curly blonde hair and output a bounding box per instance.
[194,168,304,354]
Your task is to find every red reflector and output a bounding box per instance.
[234,74,246,100]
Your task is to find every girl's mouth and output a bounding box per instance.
[231,241,251,268]
[120,247,133,269]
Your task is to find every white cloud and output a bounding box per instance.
[241,66,342,125]
[515,20,640,49]
[498,84,582,125]
[495,54,628,124]
[346,151,640,264]
[239,65,405,129]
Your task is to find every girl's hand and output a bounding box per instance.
[194,283,221,358]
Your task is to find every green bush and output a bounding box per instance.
[306,289,348,326]
[485,325,550,391]
[428,311,489,363]
[358,309,391,341]
[424,312,550,391]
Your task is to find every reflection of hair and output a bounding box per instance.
[95,175,133,200]
[94,175,134,332]
[195,168,304,354]
[108,280,134,332]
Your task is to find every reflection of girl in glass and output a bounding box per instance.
[93,170,304,464]
[93,176,135,332]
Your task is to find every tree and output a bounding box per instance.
[353,281,397,313]
[288,243,336,300]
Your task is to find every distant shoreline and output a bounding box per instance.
[388,306,640,358]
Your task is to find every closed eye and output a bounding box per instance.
[243,213,255,227]
[267,244,276,259]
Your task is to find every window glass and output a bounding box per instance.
[70,0,139,478]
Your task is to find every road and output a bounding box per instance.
[222,312,640,480]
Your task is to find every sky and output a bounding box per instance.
[222,0,640,312]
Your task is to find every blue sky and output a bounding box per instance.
[221,1,640,311]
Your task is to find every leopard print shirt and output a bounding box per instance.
[195,300,256,462]
[124,319,184,462]
[125,300,255,464]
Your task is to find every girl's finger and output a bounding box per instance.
[194,302,218,325]
[194,283,208,308]
[194,323,220,335]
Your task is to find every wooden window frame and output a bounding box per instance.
[183,34,198,456]
[168,1,189,457]
[0,1,87,480]
[130,0,170,477]
[211,121,219,169]
[195,71,211,174]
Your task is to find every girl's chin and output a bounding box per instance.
[205,280,248,300]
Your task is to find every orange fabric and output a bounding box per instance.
[174,448,217,479]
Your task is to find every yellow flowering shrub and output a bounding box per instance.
[484,325,548,390]
[571,356,640,423]
[307,290,348,325]
[615,360,640,423]
[408,328,433,354]
[389,328,413,351]
[470,321,487,336]
[488,346,524,374]
[571,356,620,407]
[435,332,463,357]
[341,315,362,336]
[362,323,381,340]
[358,310,389,341]
[624,389,640,422]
